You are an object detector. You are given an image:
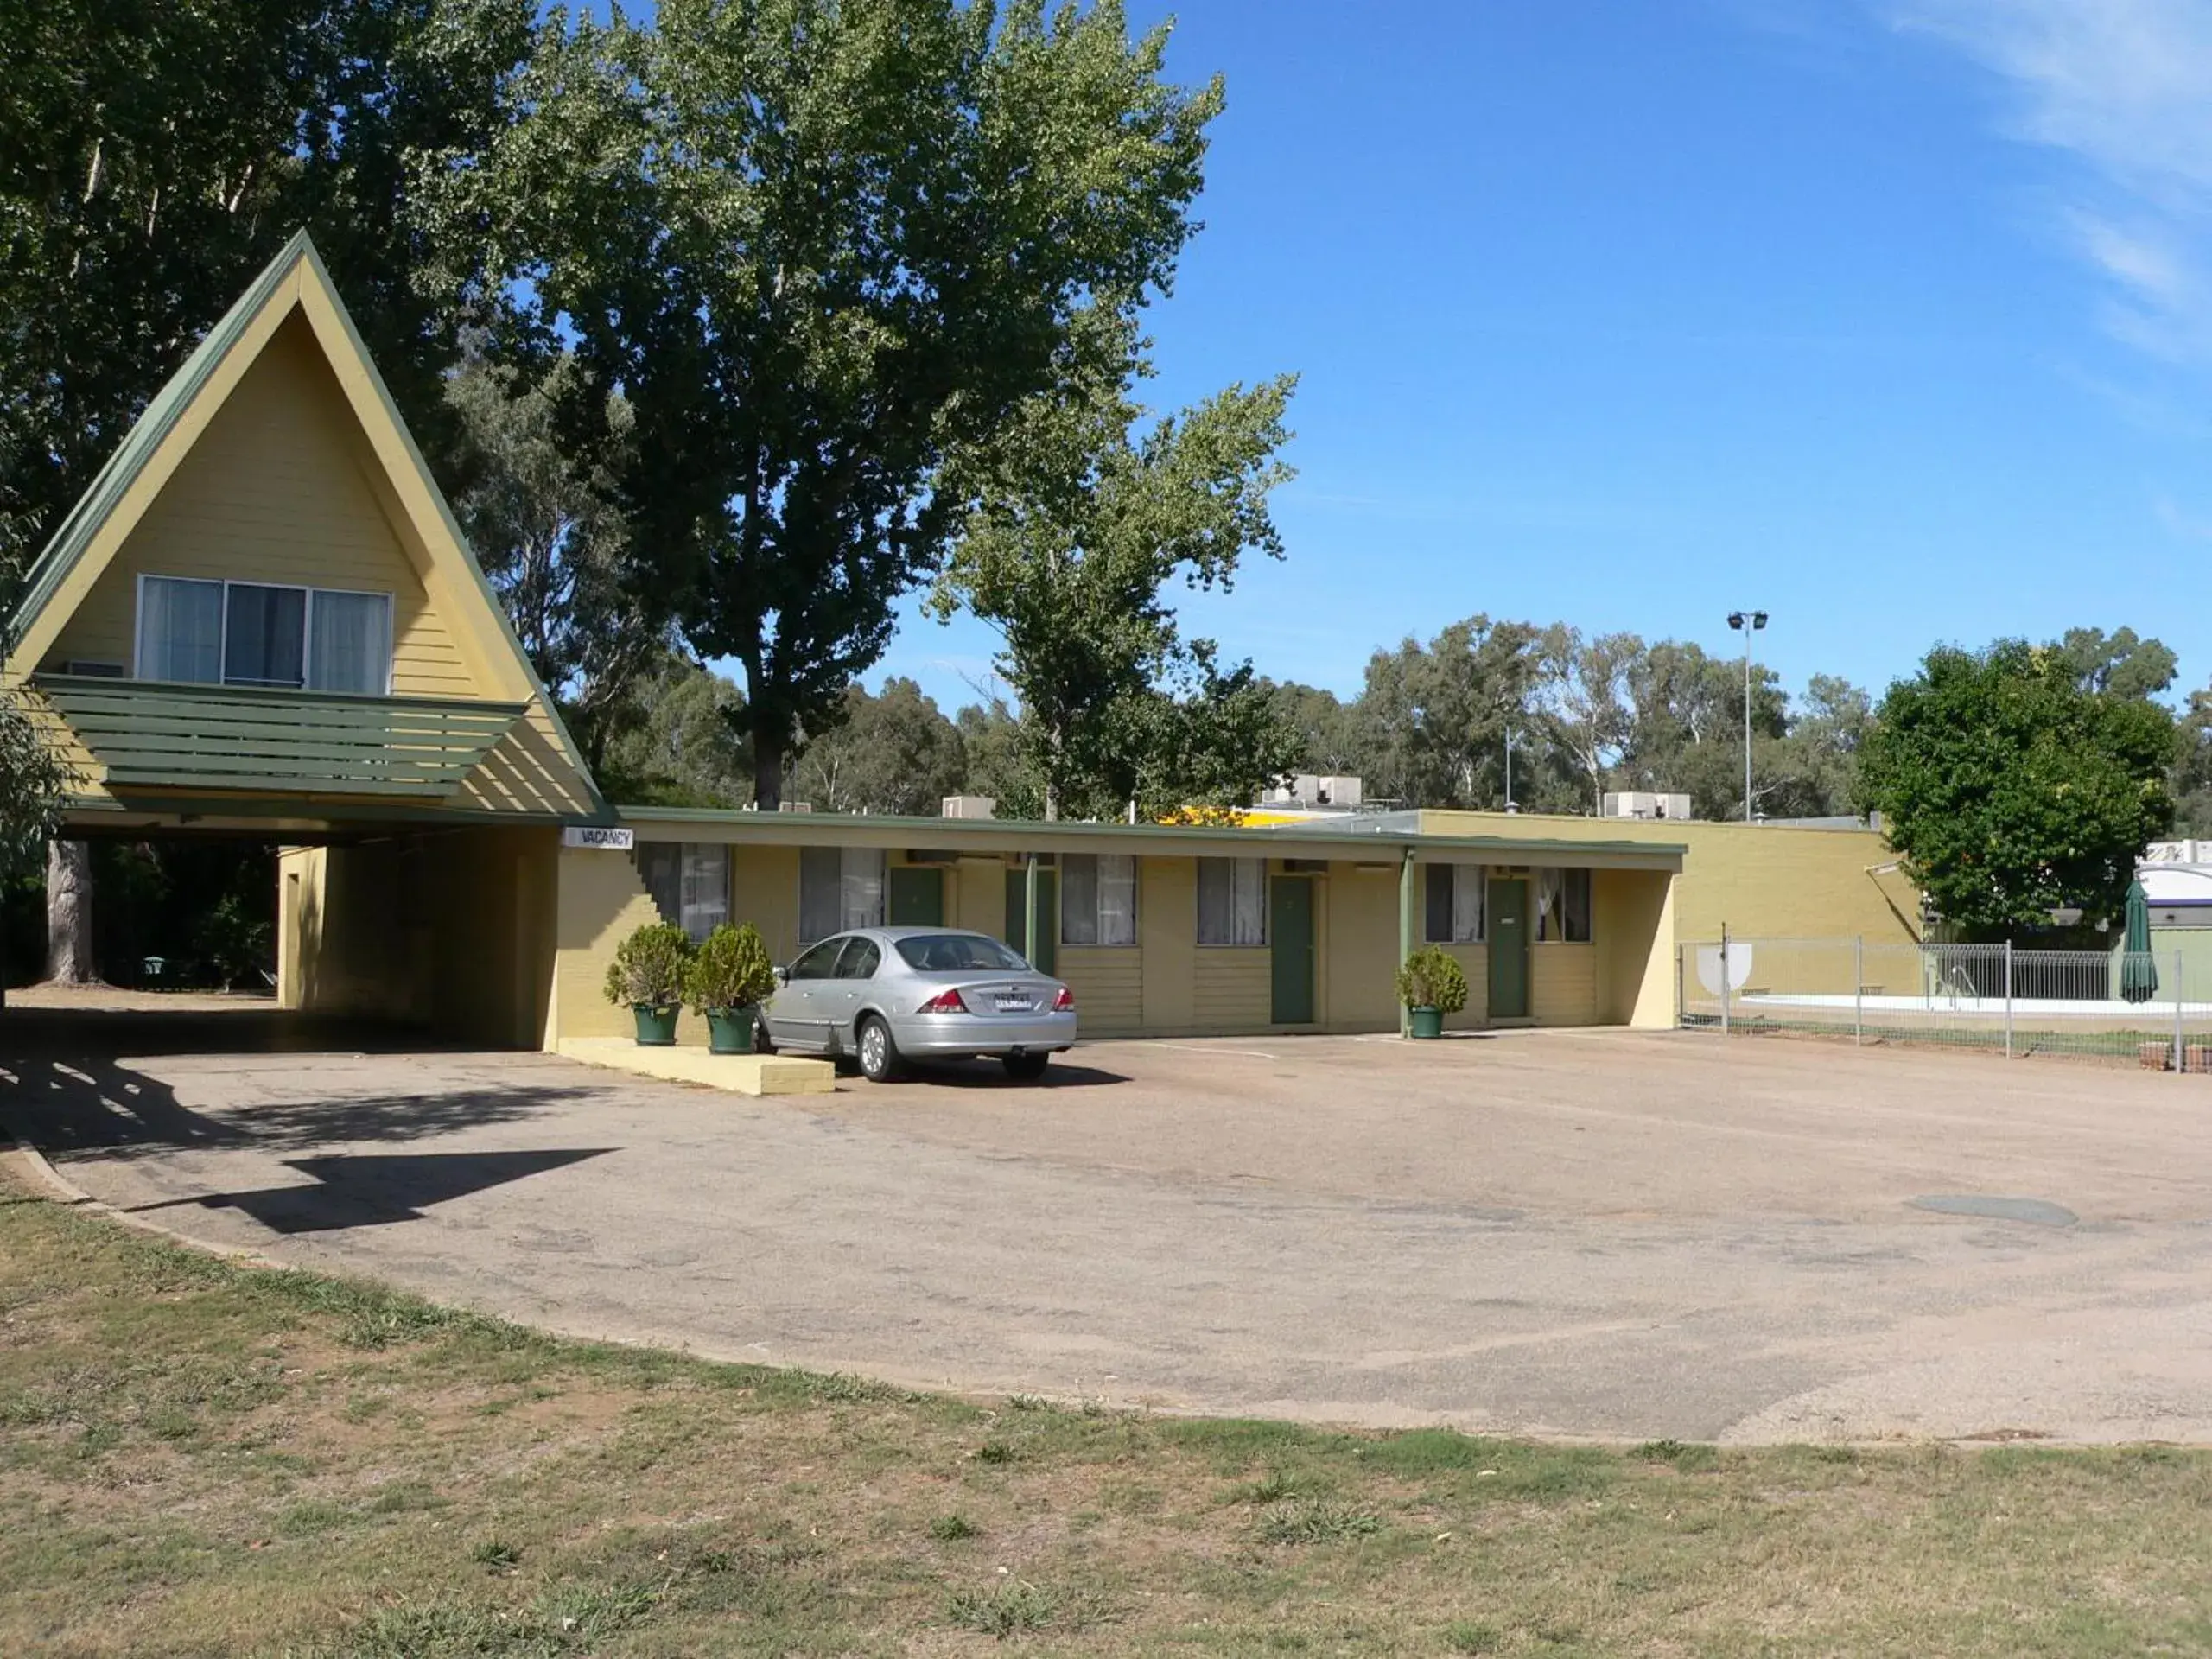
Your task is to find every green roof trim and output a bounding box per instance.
[610,804,1687,866]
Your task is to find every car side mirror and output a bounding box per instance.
[772,964,790,986]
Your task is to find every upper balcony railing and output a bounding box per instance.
[30,672,526,799]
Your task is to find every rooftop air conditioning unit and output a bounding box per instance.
[779,800,813,813]
[1601,791,1692,822]
[942,794,997,820]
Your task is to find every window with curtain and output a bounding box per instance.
[136,576,392,692]
[1536,868,1592,942]
[1197,857,1267,945]
[679,844,728,940]
[1062,853,1137,945]
[799,846,885,940]
[222,583,308,686]
[635,842,729,942]
[308,590,393,693]
[1423,863,1485,943]
[137,576,224,683]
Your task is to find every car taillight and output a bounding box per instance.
[1052,986,1075,1012]
[918,988,968,1014]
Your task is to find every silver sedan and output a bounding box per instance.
[761,926,1077,1082]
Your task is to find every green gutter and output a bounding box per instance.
[612,804,1687,866]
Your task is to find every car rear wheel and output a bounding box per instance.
[857,1015,903,1083]
[1001,1052,1049,1083]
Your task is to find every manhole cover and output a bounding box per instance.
[1908,1194,2077,1228]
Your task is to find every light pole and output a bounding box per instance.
[1726,609,1768,823]
[1503,727,1521,813]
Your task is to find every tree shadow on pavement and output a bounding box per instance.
[124,1147,614,1234]
[0,1054,592,1163]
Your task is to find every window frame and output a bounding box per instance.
[1196,856,1268,947]
[798,846,887,944]
[1061,852,1139,947]
[1535,867,1594,944]
[133,574,395,696]
[1424,862,1486,944]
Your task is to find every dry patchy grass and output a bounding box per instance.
[2,1170,2210,1656]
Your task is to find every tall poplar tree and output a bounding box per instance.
[452,0,1224,805]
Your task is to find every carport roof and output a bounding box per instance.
[613,806,1686,870]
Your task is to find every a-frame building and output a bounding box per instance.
[7,232,604,1045]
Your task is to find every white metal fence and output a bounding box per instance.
[1677,936,2212,1071]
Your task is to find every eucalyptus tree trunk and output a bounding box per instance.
[44,839,94,985]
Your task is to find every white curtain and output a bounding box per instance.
[840,848,885,930]
[1536,868,1562,941]
[1062,855,1098,944]
[137,576,223,683]
[1452,864,1485,943]
[799,847,842,941]
[1198,858,1265,945]
[679,844,728,940]
[1097,854,1137,945]
[308,591,392,694]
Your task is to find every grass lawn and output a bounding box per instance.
[4,1165,2211,1656]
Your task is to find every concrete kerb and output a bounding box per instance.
[6,1137,283,1269]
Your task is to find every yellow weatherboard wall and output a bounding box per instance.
[46,318,476,697]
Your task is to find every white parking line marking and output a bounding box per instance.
[1150,1042,1281,1061]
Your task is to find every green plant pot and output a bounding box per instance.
[1408,1005,1444,1040]
[705,1007,757,1055]
[632,1004,680,1046]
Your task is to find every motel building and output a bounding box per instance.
[5,237,1916,1053]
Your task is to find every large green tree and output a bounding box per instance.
[1355,615,1547,810]
[445,353,664,768]
[454,0,1223,806]
[1858,640,2176,939]
[791,678,967,815]
[931,306,1297,819]
[0,0,532,575]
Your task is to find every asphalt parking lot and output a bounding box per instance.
[10,996,2212,1444]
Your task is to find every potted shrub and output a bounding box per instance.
[603,921,693,1046]
[687,921,777,1055]
[1395,944,1469,1040]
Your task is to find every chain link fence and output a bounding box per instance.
[1677,936,2212,1071]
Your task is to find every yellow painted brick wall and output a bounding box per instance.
[1420,810,1920,946]
[550,842,692,1044]
[1140,857,1198,1031]
[46,318,475,698]
[1592,868,1674,1027]
[1322,861,1401,1032]
[728,845,804,961]
[951,857,1006,937]
[1532,944,1599,1026]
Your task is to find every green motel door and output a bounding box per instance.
[1002,865,1057,976]
[887,865,944,927]
[1269,874,1316,1025]
[1487,875,1529,1019]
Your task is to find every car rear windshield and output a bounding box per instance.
[895,934,1033,973]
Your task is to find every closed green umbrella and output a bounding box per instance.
[2120,878,2159,1004]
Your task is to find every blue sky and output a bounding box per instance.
[871,0,2212,715]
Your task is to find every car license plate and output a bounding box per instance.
[995,994,1033,1013]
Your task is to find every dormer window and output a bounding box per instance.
[136,575,392,695]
